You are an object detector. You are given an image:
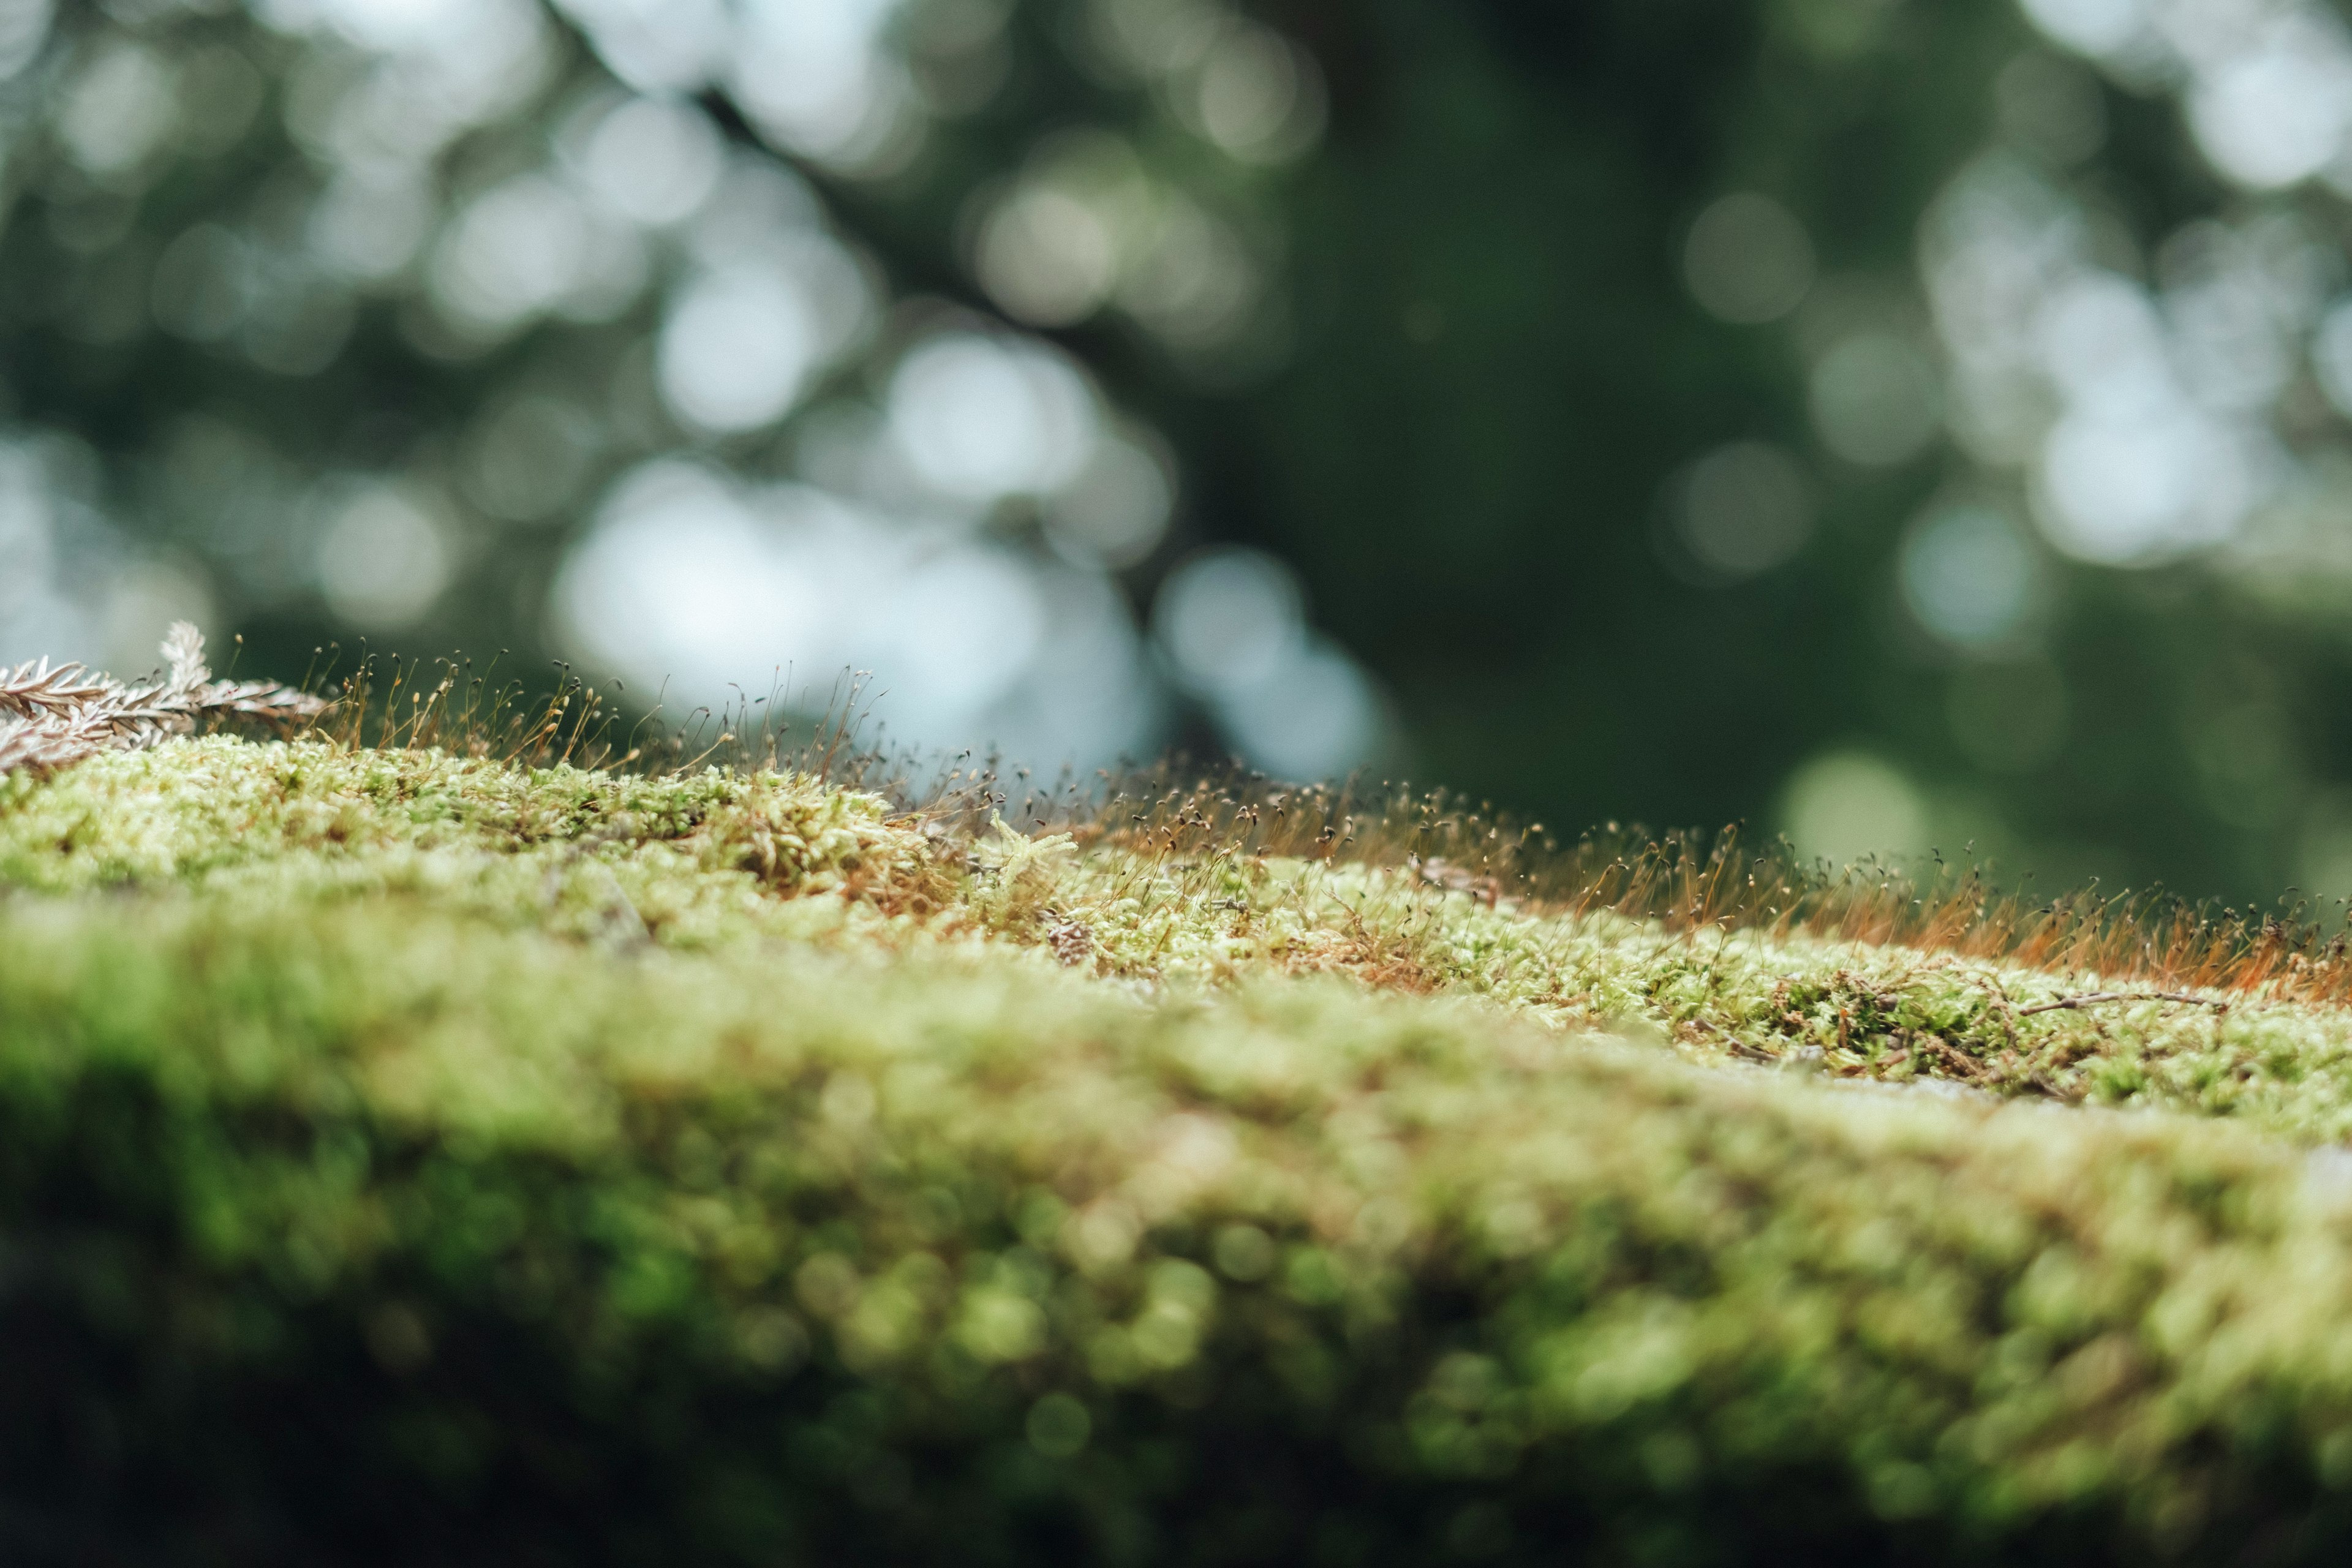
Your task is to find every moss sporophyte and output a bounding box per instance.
[9,634,2352,1562]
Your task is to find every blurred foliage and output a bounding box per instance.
[12,0,2352,904]
[1244,1,2016,844]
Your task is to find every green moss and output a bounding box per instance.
[21,739,2352,1147]
[6,737,2352,1561]
[1026,820,2352,1145]
[0,736,957,948]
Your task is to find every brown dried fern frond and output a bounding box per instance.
[0,624,332,780]
[0,658,118,722]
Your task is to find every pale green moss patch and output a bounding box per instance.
[8,736,2352,1147]
[0,736,957,950]
[1027,830,2352,1144]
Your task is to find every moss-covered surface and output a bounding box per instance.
[8,737,2352,1563]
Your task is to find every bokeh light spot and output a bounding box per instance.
[0,0,53,81]
[316,0,479,51]
[1683,194,1815,325]
[554,462,831,703]
[1900,505,2042,650]
[311,169,437,284]
[1151,545,1388,778]
[1045,432,1174,568]
[2018,0,2144,57]
[429,176,592,334]
[1116,197,1263,358]
[1216,638,1382,782]
[732,0,916,169]
[887,334,1099,502]
[657,269,821,435]
[315,484,452,632]
[1809,334,1942,466]
[1154,548,1303,697]
[1779,752,1928,865]
[99,560,214,677]
[578,95,726,227]
[977,187,1118,326]
[1087,0,1223,80]
[1676,441,1816,578]
[550,0,730,92]
[553,460,1150,767]
[2188,39,2352,191]
[59,40,177,180]
[462,396,603,523]
[1189,23,1324,165]
[2035,405,2260,564]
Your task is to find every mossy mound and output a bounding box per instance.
[6,738,2352,1564]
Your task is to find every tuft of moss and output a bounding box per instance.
[5,737,2352,1563]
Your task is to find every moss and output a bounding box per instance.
[0,736,957,949]
[15,737,2352,1142]
[1022,821,2352,1145]
[7,736,2352,1562]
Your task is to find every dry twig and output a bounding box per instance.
[2016,990,2228,1017]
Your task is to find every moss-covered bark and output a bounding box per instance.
[4,738,2352,1564]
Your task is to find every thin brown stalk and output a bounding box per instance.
[2016,991,2229,1017]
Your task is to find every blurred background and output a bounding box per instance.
[6,0,2352,903]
